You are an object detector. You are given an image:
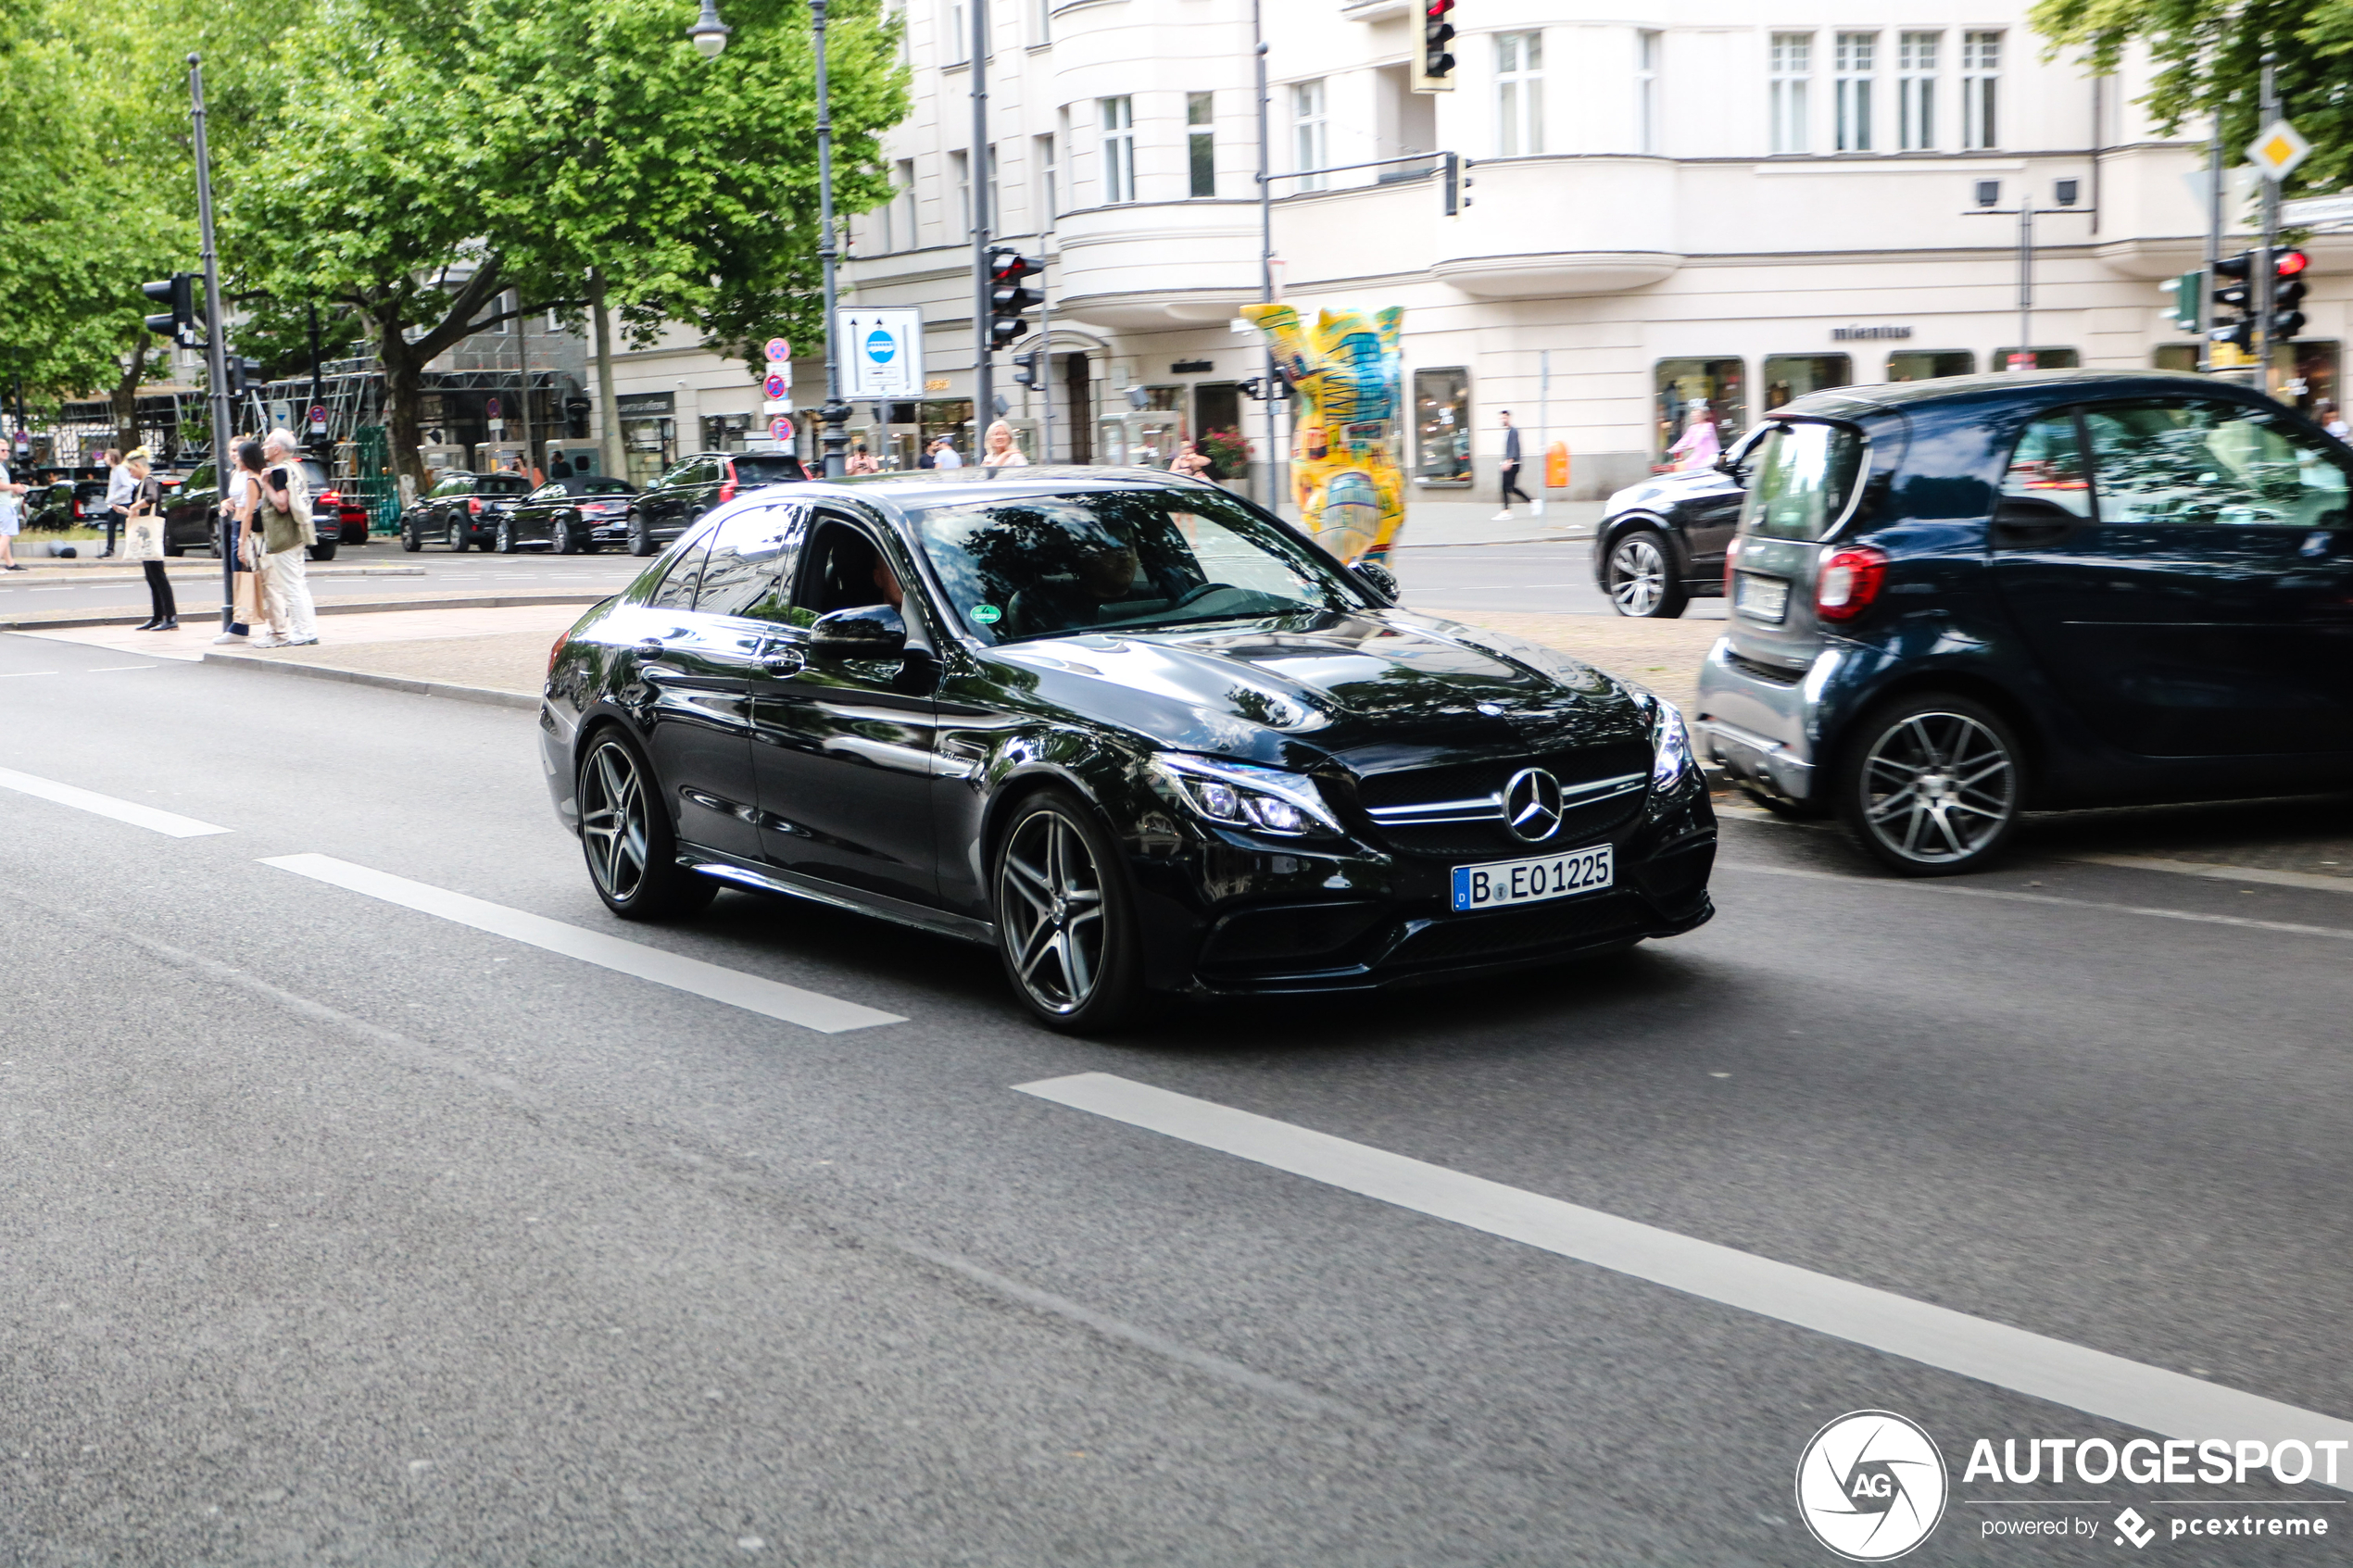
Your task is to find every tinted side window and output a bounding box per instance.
[795,520,896,618]
[1740,421,1864,541]
[734,454,805,486]
[654,460,697,490]
[2000,413,2094,519]
[434,475,470,498]
[648,533,715,610]
[694,506,806,621]
[2086,399,2352,529]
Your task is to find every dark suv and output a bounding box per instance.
[1592,453,1755,618]
[1694,370,2353,874]
[163,456,364,559]
[399,470,536,551]
[626,449,806,556]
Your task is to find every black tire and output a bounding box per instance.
[308,541,337,562]
[575,729,717,921]
[401,521,422,552]
[628,514,656,557]
[162,537,183,558]
[496,519,515,554]
[449,518,470,551]
[1835,693,2024,877]
[1604,527,1689,619]
[990,788,1149,1033]
[554,517,579,555]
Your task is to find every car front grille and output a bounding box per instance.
[1387,891,1646,967]
[1348,743,1652,858]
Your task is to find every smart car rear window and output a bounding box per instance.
[1741,421,1864,541]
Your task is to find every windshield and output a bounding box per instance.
[911,488,1370,644]
[1741,420,1864,541]
[477,474,533,495]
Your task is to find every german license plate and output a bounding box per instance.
[1735,571,1790,623]
[1451,845,1615,912]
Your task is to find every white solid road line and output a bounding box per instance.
[1719,859,2353,943]
[0,765,232,837]
[263,852,903,1034]
[1017,1072,2353,1476]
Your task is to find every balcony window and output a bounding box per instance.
[1961,31,1999,149]
[1636,31,1661,155]
[1834,32,1874,152]
[1496,31,1543,157]
[1292,80,1328,192]
[1898,31,1937,151]
[1188,93,1214,198]
[1769,33,1811,155]
[1101,95,1135,205]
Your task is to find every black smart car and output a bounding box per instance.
[494,474,637,553]
[1697,370,2353,875]
[1592,448,1757,618]
[625,449,806,556]
[541,470,1717,1031]
[399,470,535,551]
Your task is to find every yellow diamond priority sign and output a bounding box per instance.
[2248,119,2310,183]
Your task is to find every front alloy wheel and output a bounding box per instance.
[554,517,577,555]
[576,732,715,919]
[1605,528,1688,619]
[496,519,515,553]
[992,792,1146,1032]
[1838,695,2022,876]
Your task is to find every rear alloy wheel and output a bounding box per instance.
[576,731,716,920]
[449,518,470,551]
[496,519,515,553]
[554,517,578,555]
[1605,528,1688,619]
[992,790,1147,1032]
[628,514,656,557]
[1837,695,2022,876]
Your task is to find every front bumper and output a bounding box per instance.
[1693,636,1824,803]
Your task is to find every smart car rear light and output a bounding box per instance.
[1815,546,1888,621]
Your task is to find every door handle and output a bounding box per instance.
[761,646,804,676]
[638,637,667,656]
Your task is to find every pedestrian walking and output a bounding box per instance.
[0,452,28,571]
[847,443,879,475]
[1168,441,1214,483]
[1492,410,1532,521]
[246,430,319,648]
[981,421,1028,467]
[120,447,178,631]
[930,436,963,470]
[2320,399,2349,442]
[101,446,132,558]
[1663,399,1720,472]
[214,445,262,644]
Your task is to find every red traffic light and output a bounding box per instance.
[2275,249,2310,278]
[1426,0,1453,14]
[989,250,1041,285]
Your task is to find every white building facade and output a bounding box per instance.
[603,1,2342,504]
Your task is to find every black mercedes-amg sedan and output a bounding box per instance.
[539,470,1716,1031]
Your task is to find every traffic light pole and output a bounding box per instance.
[188,54,235,633]
[1253,0,1277,513]
[813,0,849,480]
[2256,51,2280,390]
[2199,116,2222,373]
[969,0,993,440]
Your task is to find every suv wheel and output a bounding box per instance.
[401,520,422,552]
[576,731,717,920]
[496,519,515,553]
[449,518,470,551]
[628,513,656,557]
[1605,528,1687,619]
[991,789,1148,1033]
[308,541,338,562]
[1837,693,2023,876]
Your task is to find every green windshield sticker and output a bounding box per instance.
[971,604,1002,624]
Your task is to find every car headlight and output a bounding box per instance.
[1650,699,1695,791]
[1151,754,1341,837]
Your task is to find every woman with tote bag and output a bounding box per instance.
[121,447,178,631]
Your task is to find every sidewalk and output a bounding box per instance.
[1392,499,1604,547]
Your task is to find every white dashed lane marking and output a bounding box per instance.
[0,765,232,837]
[264,853,903,1034]
[1017,1072,2353,1476]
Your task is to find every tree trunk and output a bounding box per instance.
[590,268,623,480]
[110,341,149,455]
[377,309,428,488]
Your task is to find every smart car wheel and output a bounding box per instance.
[1837,694,2022,877]
[576,731,717,921]
[992,790,1147,1033]
[1605,528,1687,619]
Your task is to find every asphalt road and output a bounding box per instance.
[4,633,2350,1565]
[1392,540,1729,621]
[0,550,645,618]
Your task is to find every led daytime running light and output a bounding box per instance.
[1152,754,1341,837]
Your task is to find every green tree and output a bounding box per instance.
[2032,0,2353,194]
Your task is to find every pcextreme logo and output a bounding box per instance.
[1795,1411,1951,1562]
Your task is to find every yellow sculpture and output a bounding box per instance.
[1241,304,1406,565]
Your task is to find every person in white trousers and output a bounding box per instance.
[252,431,320,647]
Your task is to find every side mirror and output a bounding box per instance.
[1350,558,1400,604]
[809,602,908,659]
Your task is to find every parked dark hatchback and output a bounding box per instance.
[494,474,637,553]
[541,470,1716,1031]
[399,470,535,551]
[1695,370,2353,874]
[625,449,806,556]
[1592,452,1756,617]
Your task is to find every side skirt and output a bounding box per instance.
[679,849,997,947]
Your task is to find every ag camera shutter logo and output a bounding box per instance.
[1796,1411,1950,1561]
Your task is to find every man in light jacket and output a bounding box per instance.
[255,430,320,647]
[101,446,133,558]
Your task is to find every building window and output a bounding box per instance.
[1961,31,1999,149]
[1636,31,1661,155]
[1035,135,1057,228]
[892,159,916,249]
[1653,358,1746,458]
[945,0,965,65]
[950,149,971,235]
[1762,354,1852,411]
[1994,346,2081,371]
[1187,92,1215,197]
[987,143,1000,232]
[1413,368,1473,484]
[1834,32,1874,152]
[1769,33,1811,155]
[1898,31,1937,151]
[1292,80,1328,191]
[1033,0,1049,46]
[1496,31,1542,157]
[1887,350,1975,382]
[1100,95,1135,204]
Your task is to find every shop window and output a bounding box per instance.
[2272,339,2341,417]
[1413,369,1473,484]
[1994,347,2080,370]
[1653,358,1746,459]
[2151,345,2199,373]
[1762,354,1851,411]
[1887,350,1974,382]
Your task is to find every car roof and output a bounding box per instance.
[1768,369,2263,423]
[803,465,1214,508]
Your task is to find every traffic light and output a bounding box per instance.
[1012,349,1039,388]
[1413,0,1456,91]
[986,247,1042,350]
[1442,152,1475,216]
[2159,271,2203,334]
[220,355,252,397]
[2271,248,2310,341]
[2211,251,2255,315]
[142,273,196,345]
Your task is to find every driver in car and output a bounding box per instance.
[1004,521,1142,636]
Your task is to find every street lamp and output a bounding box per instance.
[687,0,730,56]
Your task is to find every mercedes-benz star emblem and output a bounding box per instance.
[1503,767,1564,842]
